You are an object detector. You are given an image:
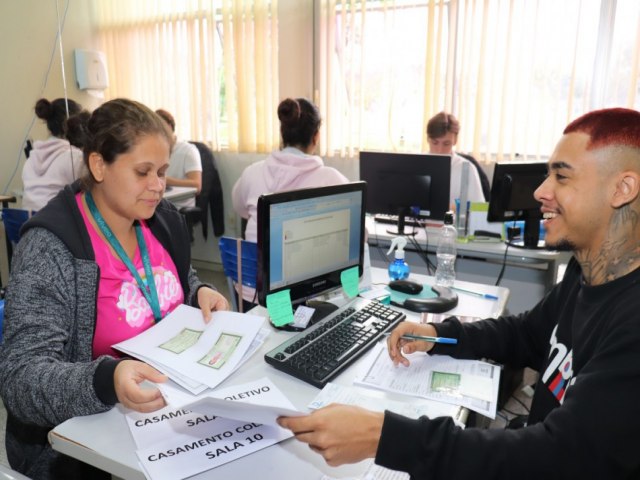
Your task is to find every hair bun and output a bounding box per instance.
[277,98,301,127]
[34,98,52,120]
[66,110,91,149]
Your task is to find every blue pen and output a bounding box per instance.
[451,286,499,301]
[384,332,458,345]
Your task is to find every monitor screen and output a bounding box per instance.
[359,151,451,229]
[256,182,366,310]
[487,161,547,248]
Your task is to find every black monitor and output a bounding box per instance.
[257,182,366,329]
[359,151,451,234]
[487,161,547,249]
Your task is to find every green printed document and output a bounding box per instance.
[113,305,265,394]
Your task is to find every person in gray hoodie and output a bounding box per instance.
[21,97,88,211]
[0,98,229,479]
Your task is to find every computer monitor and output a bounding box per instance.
[487,161,547,249]
[359,151,451,234]
[256,182,366,328]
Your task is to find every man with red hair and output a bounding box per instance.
[278,108,640,479]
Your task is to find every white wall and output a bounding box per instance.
[0,1,105,282]
[0,1,104,199]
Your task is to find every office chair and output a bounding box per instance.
[458,152,491,202]
[218,236,258,313]
[1,208,33,272]
[179,141,225,242]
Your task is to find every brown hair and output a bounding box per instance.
[426,111,460,139]
[155,109,176,132]
[81,98,173,187]
[278,98,321,149]
[34,97,83,138]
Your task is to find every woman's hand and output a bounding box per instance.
[386,321,438,367]
[114,360,168,413]
[197,286,230,322]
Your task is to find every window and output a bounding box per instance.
[92,0,280,152]
[316,0,640,161]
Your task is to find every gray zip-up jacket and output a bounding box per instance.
[0,182,211,479]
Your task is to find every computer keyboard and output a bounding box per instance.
[264,297,406,388]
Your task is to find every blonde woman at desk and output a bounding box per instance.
[278,108,640,479]
[0,98,228,480]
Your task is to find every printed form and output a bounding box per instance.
[114,305,265,394]
[353,343,500,418]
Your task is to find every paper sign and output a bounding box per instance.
[127,377,301,449]
[129,378,299,479]
[340,266,359,298]
[266,289,294,327]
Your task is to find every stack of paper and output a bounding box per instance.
[352,343,501,418]
[308,383,466,427]
[125,377,303,479]
[114,305,267,394]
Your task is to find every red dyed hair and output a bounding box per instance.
[564,108,640,151]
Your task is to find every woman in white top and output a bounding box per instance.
[426,111,486,206]
[22,98,87,211]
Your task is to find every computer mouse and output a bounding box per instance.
[388,279,423,295]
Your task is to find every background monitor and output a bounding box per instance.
[359,151,451,233]
[257,182,366,327]
[487,161,547,248]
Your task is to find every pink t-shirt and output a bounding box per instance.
[76,194,184,358]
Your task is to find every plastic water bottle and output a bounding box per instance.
[386,237,410,281]
[435,211,457,286]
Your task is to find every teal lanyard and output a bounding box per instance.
[85,191,163,323]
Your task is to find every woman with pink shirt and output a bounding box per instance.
[0,98,228,479]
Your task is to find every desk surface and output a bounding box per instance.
[367,215,569,266]
[0,195,17,204]
[163,186,197,204]
[49,269,508,479]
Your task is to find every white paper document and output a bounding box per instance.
[308,383,465,427]
[114,305,265,393]
[126,377,300,480]
[353,343,500,418]
[321,462,410,480]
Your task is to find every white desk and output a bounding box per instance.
[163,186,197,204]
[367,216,570,314]
[49,269,508,480]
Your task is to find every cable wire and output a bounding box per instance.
[495,237,511,286]
[2,0,72,195]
